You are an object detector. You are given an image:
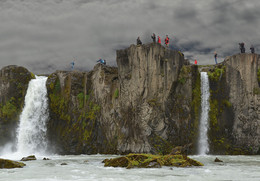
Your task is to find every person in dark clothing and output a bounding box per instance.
[137,37,142,45]
[239,42,245,53]
[97,59,105,65]
[71,61,75,70]
[165,35,169,47]
[214,52,218,64]
[151,33,156,43]
[250,45,255,54]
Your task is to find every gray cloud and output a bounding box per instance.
[0,0,260,73]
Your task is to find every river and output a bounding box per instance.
[0,154,259,181]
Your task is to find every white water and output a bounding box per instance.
[198,72,210,155]
[15,76,49,156]
[0,155,259,181]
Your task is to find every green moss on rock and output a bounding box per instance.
[208,66,226,82]
[178,66,191,85]
[0,159,26,169]
[0,97,18,121]
[257,68,260,83]
[103,153,203,169]
[113,88,119,99]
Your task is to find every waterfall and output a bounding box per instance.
[198,72,210,155]
[16,76,49,155]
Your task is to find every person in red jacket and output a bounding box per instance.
[165,35,169,47]
[158,36,161,44]
[194,60,197,65]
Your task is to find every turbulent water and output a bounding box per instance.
[16,76,49,155]
[0,154,259,181]
[198,72,210,155]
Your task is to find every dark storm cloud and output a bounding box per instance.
[0,0,260,73]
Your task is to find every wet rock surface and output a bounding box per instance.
[21,155,37,161]
[103,153,203,169]
[0,158,26,168]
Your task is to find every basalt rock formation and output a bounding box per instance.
[1,44,259,155]
[46,43,200,154]
[208,53,260,154]
[0,65,35,147]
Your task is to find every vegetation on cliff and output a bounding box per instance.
[47,72,103,154]
[0,65,34,145]
[257,68,260,85]
[208,64,252,154]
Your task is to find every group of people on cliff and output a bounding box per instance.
[194,43,255,65]
[239,42,255,54]
[137,33,170,47]
[92,37,257,69]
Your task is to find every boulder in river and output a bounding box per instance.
[0,158,26,168]
[103,153,203,169]
[21,155,37,161]
[214,157,223,162]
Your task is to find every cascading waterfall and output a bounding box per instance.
[16,76,49,155]
[198,72,210,155]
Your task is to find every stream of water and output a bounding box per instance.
[198,72,210,155]
[0,154,259,181]
[16,76,49,156]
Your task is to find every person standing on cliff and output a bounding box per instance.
[137,37,142,45]
[158,36,161,44]
[151,33,156,43]
[97,58,105,65]
[194,59,197,65]
[214,52,218,64]
[165,35,169,47]
[250,45,255,54]
[71,60,75,70]
[239,42,245,53]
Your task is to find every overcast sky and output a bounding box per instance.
[0,0,260,74]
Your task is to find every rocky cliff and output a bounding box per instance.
[46,43,201,154]
[208,53,260,154]
[1,44,259,155]
[0,65,34,147]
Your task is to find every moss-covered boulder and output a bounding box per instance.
[0,158,26,169]
[0,65,35,146]
[21,155,36,161]
[103,154,203,169]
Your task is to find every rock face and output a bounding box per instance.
[46,66,119,154]
[46,43,200,154]
[0,158,26,168]
[1,45,259,155]
[1,44,259,155]
[116,44,197,154]
[0,65,34,146]
[208,53,260,154]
